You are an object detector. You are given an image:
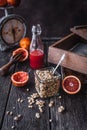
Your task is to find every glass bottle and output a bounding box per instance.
[30,24,44,69]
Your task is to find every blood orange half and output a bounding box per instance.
[62,75,81,94]
[11,71,29,87]
[13,48,28,62]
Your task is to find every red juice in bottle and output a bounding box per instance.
[30,49,44,69]
[30,24,44,69]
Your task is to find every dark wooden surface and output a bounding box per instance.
[0,38,87,130]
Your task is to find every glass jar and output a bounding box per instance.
[34,67,61,98]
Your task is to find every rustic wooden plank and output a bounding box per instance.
[50,86,87,130]
[0,50,15,129]
[2,60,50,130]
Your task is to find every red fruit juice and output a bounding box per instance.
[30,49,44,69]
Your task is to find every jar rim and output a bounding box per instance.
[34,66,61,83]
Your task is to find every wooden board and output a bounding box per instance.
[0,50,15,129]
[48,33,87,75]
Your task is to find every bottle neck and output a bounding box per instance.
[30,25,44,52]
[32,32,36,40]
[30,32,37,51]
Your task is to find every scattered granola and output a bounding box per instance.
[28,97,35,105]
[17,98,21,102]
[17,98,24,103]
[28,105,33,108]
[49,119,52,122]
[27,93,45,113]
[26,88,29,92]
[6,111,10,115]
[58,96,62,99]
[39,107,43,113]
[14,116,19,121]
[31,93,39,99]
[11,125,16,129]
[17,114,23,120]
[48,101,54,107]
[10,111,13,116]
[13,107,15,109]
[36,100,45,108]
[20,99,24,103]
[36,100,45,113]
[58,106,65,113]
[13,114,23,121]
[27,97,30,100]
[35,113,40,119]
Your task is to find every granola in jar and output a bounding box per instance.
[34,67,61,98]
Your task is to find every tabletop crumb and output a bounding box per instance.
[20,99,24,103]
[31,93,39,99]
[58,106,65,113]
[36,100,45,107]
[10,111,13,116]
[58,96,62,99]
[49,119,52,122]
[48,101,54,107]
[28,97,35,105]
[13,107,15,109]
[6,111,10,115]
[26,88,29,92]
[17,114,23,120]
[28,105,33,108]
[39,107,43,113]
[14,114,23,121]
[14,116,19,121]
[17,98,21,102]
[35,113,40,119]
[11,125,16,129]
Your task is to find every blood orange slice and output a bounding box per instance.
[62,75,81,94]
[11,71,29,87]
[13,48,28,62]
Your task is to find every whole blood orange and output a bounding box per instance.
[20,37,31,50]
[13,48,28,62]
[0,0,7,6]
[11,71,29,87]
[7,0,21,7]
[62,75,81,94]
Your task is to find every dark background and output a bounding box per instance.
[0,0,87,37]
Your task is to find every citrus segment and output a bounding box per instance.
[62,75,81,94]
[13,48,28,62]
[11,71,29,87]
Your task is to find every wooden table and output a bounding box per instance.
[0,38,87,130]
